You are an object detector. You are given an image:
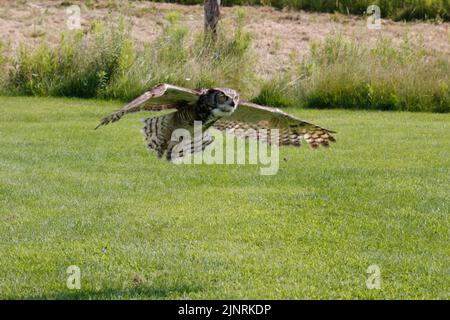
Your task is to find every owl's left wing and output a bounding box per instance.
[213,101,336,148]
[95,83,205,129]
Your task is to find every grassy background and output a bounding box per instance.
[1,13,255,100]
[256,35,450,112]
[1,13,448,113]
[0,96,448,299]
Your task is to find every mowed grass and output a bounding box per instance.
[0,96,448,299]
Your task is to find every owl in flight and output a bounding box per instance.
[96,83,336,160]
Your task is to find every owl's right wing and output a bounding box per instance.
[214,101,336,148]
[95,83,205,129]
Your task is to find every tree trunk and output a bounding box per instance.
[204,0,220,40]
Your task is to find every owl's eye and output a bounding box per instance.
[216,93,227,104]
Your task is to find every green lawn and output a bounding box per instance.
[0,96,448,299]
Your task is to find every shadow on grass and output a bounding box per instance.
[14,283,203,300]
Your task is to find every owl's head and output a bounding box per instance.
[206,88,239,117]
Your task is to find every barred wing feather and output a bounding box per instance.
[213,101,336,148]
[95,83,204,129]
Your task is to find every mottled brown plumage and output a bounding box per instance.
[95,83,336,160]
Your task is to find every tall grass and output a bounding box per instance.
[255,34,450,112]
[102,9,255,100]
[0,42,8,89]
[3,10,254,100]
[0,11,448,112]
[6,20,131,98]
[151,0,450,21]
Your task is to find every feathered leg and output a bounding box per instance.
[141,114,173,158]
